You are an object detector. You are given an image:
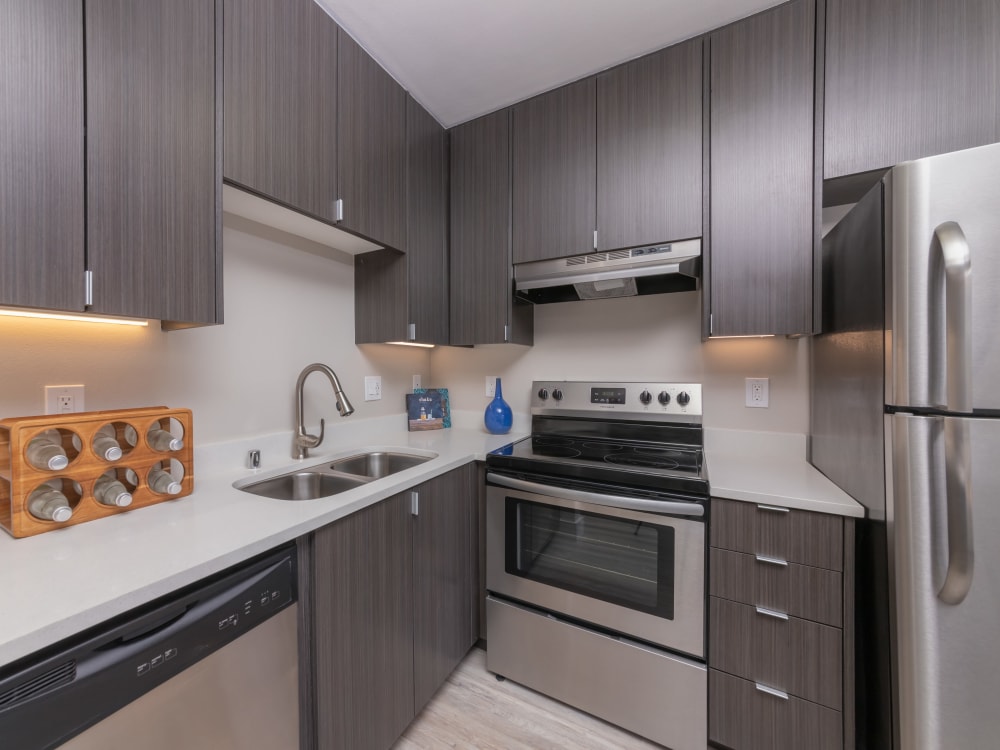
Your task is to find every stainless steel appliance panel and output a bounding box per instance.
[888,141,1000,411]
[62,606,299,750]
[487,483,705,657]
[890,413,1000,750]
[486,596,707,750]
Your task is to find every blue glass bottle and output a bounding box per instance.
[484,377,513,434]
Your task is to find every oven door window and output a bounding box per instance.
[505,497,675,619]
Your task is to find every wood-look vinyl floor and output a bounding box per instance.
[393,647,663,749]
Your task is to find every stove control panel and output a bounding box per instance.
[530,381,702,420]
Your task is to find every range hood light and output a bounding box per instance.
[0,309,148,327]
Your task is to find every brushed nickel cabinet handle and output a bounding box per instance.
[755,554,788,567]
[755,605,789,621]
[755,683,789,701]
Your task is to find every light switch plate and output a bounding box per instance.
[745,378,769,408]
[364,376,382,401]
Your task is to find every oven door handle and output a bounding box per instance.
[486,472,705,517]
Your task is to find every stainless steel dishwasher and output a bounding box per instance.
[0,546,299,749]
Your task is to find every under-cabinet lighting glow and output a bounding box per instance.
[709,334,776,339]
[385,341,435,348]
[0,309,148,327]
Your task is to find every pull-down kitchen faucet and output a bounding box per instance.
[293,363,355,459]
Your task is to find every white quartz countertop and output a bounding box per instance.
[705,428,865,518]
[0,419,862,667]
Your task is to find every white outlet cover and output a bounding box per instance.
[412,374,422,390]
[485,376,496,398]
[745,377,769,408]
[45,385,85,414]
[364,375,382,401]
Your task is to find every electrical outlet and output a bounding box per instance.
[485,376,497,398]
[364,376,382,401]
[45,385,85,414]
[412,374,422,390]
[745,377,769,408]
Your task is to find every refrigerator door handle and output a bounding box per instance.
[939,418,974,605]
[931,222,972,413]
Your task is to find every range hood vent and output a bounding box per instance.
[514,239,700,304]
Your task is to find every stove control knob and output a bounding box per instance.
[552,389,564,401]
[677,391,691,407]
[658,391,671,405]
[639,390,652,405]
[538,388,549,400]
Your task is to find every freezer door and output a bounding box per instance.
[890,413,1000,750]
[887,141,1000,411]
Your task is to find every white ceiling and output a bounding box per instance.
[315,0,786,128]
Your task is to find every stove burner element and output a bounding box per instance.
[583,441,626,451]
[532,436,574,447]
[605,454,681,470]
[532,446,582,459]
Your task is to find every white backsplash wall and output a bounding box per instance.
[430,290,809,434]
[0,215,430,444]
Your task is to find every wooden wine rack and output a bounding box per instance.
[0,407,194,539]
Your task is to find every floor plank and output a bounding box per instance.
[393,647,663,749]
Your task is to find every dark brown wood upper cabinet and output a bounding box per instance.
[708,0,818,337]
[512,78,597,264]
[355,96,448,345]
[825,0,1000,178]
[337,29,408,251]
[596,39,703,252]
[450,109,533,346]
[87,0,221,326]
[0,0,85,313]
[223,0,339,223]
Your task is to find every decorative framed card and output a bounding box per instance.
[406,389,449,431]
[412,388,451,428]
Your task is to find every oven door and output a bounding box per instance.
[486,473,705,658]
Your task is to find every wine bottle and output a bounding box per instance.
[92,424,123,461]
[147,427,183,452]
[25,430,69,471]
[148,468,181,495]
[27,483,73,522]
[94,473,132,507]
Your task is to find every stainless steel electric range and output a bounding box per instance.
[485,381,708,750]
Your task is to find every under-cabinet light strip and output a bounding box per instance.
[0,309,148,327]
[385,341,435,348]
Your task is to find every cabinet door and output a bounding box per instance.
[405,96,450,345]
[450,110,533,345]
[338,30,407,251]
[0,0,84,312]
[825,0,1000,178]
[597,39,703,251]
[223,0,339,223]
[412,465,477,711]
[312,494,414,750]
[512,78,597,264]
[709,0,816,336]
[86,0,220,325]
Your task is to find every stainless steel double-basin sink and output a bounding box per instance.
[233,450,436,501]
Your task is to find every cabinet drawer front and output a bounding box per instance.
[709,597,842,710]
[709,547,842,627]
[710,498,843,571]
[709,669,843,750]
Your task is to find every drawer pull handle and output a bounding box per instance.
[755,605,789,621]
[755,683,789,701]
[756,504,790,513]
[755,554,788,567]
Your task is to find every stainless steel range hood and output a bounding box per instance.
[514,239,700,304]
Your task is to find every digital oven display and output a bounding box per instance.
[591,387,626,405]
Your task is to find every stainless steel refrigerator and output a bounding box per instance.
[811,141,1000,750]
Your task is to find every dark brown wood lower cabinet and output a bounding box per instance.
[312,494,415,750]
[709,670,842,750]
[412,465,477,711]
[308,465,478,749]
